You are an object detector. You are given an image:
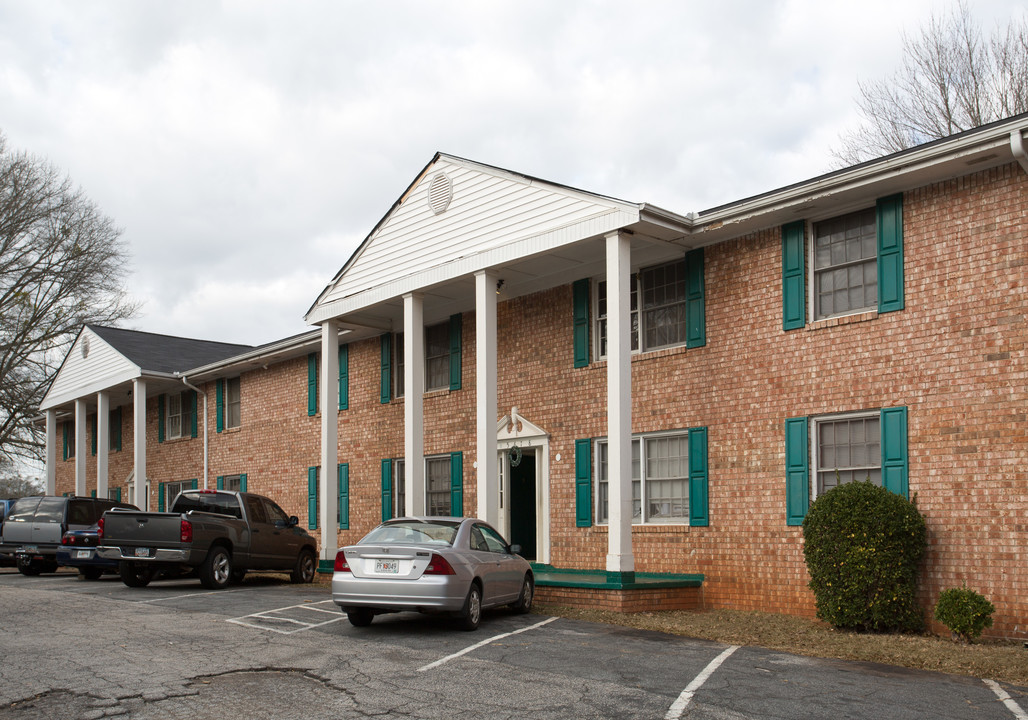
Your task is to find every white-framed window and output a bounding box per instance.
[393,321,452,395]
[812,207,878,320]
[596,258,687,357]
[813,411,881,497]
[225,377,241,429]
[391,455,452,517]
[165,391,194,440]
[221,474,244,492]
[165,480,190,509]
[596,431,690,525]
[394,333,405,398]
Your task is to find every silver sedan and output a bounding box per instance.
[331,517,534,630]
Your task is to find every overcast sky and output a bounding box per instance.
[2,0,1025,347]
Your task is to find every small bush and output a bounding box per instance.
[935,586,995,641]
[803,480,927,632]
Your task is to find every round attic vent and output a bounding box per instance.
[427,172,453,215]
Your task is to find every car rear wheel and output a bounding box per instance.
[119,561,153,588]
[290,548,317,584]
[511,574,534,614]
[78,567,104,581]
[347,608,374,627]
[459,583,482,631]
[199,546,232,590]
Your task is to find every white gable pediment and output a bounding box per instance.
[496,407,548,447]
[40,328,141,411]
[307,154,642,323]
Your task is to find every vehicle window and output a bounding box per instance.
[470,526,489,552]
[173,492,242,519]
[361,519,459,546]
[245,496,267,524]
[33,498,66,523]
[263,500,289,526]
[6,498,41,522]
[68,500,94,525]
[474,524,510,554]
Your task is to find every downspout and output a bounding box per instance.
[180,376,208,489]
[1011,129,1028,175]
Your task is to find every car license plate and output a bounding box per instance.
[76,550,92,559]
[134,547,150,558]
[375,559,399,573]
[23,545,38,554]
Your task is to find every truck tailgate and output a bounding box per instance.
[102,511,183,546]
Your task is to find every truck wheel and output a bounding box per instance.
[199,545,232,590]
[119,561,153,588]
[290,548,317,584]
[16,557,41,576]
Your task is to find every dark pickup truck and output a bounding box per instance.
[97,489,319,589]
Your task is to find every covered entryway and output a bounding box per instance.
[497,408,549,564]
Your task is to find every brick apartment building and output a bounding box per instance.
[41,114,1028,637]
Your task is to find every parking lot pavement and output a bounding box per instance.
[1,568,1026,719]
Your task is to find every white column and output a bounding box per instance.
[133,378,147,511]
[605,231,635,578]
[74,398,87,496]
[476,270,499,524]
[45,410,57,495]
[96,391,110,499]
[403,293,425,516]
[319,321,340,565]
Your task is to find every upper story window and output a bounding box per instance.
[596,258,688,357]
[393,318,458,396]
[225,377,241,429]
[813,208,878,320]
[165,391,193,440]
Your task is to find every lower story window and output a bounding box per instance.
[220,474,244,492]
[815,413,881,496]
[391,456,452,517]
[597,432,689,524]
[165,480,190,509]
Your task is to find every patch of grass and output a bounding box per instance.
[535,604,1028,688]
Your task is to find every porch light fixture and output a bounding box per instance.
[496,278,504,295]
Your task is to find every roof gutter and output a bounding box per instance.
[1011,129,1028,174]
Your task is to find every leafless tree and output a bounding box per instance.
[833,2,1028,165]
[0,132,137,465]
[0,472,44,498]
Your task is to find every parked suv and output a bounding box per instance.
[0,498,19,567]
[1,496,136,575]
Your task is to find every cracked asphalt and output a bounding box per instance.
[1,568,1025,719]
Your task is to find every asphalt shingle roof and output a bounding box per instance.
[88,325,254,374]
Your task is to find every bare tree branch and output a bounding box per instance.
[833,2,1028,165]
[0,132,139,465]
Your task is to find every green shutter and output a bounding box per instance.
[190,479,198,490]
[782,220,806,330]
[381,459,393,521]
[450,451,463,517]
[115,487,121,502]
[239,473,247,492]
[307,353,318,416]
[111,408,122,452]
[308,466,319,529]
[189,390,198,438]
[685,249,706,348]
[688,427,709,527]
[877,194,904,313]
[158,482,166,512]
[90,415,97,456]
[62,422,68,461]
[785,417,810,526]
[380,334,392,404]
[572,278,590,368]
[575,439,592,527]
[216,379,224,433]
[338,463,349,529]
[449,314,462,391]
[216,476,224,490]
[158,395,165,442]
[338,344,349,410]
[881,407,909,498]
[91,489,96,498]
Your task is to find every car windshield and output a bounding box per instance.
[360,520,460,546]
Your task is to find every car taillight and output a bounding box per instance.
[180,519,193,543]
[333,550,351,572]
[97,517,104,539]
[61,535,71,546]
[424,553,456,575]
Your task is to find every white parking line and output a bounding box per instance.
[664,645,739,720]
[985,679,1028,720]
[417,617,558,672]
[134,588,247,603]
[226,600,345,635]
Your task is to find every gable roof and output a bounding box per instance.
[87,326,253,374]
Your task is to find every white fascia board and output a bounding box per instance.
[183,330,324,381]
[307,206,640,323]
[39,368,177,411]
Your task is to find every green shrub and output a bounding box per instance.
[802,480,927,632]
[935,586,995,641]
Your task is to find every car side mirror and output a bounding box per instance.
[509,544,522,555]
[288,515,299,527]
